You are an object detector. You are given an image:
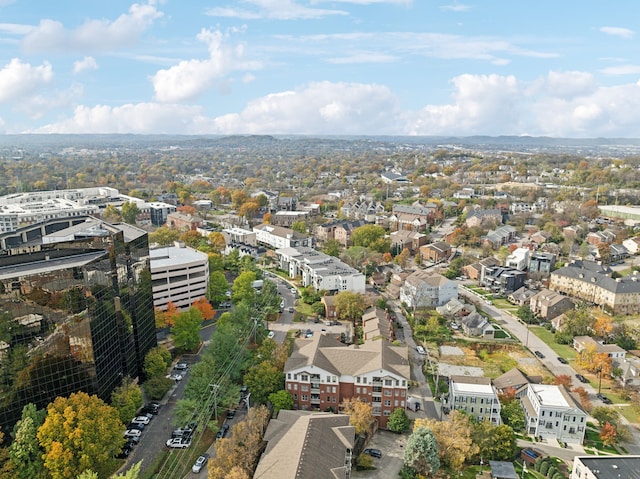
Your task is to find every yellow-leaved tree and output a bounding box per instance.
[37,392,125,479]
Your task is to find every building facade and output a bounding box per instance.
[150,242,209,311]
[446,376,501,424]
[400,270,458,308]
[284,335,410,429]
[254,224,312,250]
[0,217,157,431]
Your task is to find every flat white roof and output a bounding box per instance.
[451,381,494,395]
[530,384,569,408]
[149,244,208,269]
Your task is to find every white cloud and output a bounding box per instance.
[22,2,163,53]
[73,56,98,74]
[0,23,33,35]
[440,3,471,12]
[206,0,347,20]
[210,81,402,134]
[34,102,208,134]
[151,28,261,103]
[327,52,396,64]
[599,26,634,39]
[0,58,53,104]
[534,70,596,99]
[17,84,83,119]
[601,64,640,76]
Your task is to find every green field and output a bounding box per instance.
[529,326,577,360]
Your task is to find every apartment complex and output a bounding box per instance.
[149,242,209,311]
[276,246,365,293]
[0,217,157,431]
[400,270,458,308]
[446,376,501,424]
[254,223,313,249]
[284,334,410,429]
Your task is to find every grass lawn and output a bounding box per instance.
[616,405,640,423]
[492,298,518,311]
[529,326,577,360]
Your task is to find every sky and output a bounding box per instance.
[1,1,640,137]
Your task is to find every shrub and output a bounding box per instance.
[356,453,374,470]
[539,461,550,476]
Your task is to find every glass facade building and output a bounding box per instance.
[0,217,157,431]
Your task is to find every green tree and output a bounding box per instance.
[143,345,171,379]
[351,224,386,249]
[472,422,518,461]
[268,390,294,415]
[110,377,143,424]
[148,226,180,246]
[121,202,140,225]
[322,239,342,257]
[291,220,307,234]
[334,291,366,324]
[404,426,440,477]
[171,307,203,352]
[37,392,125,479]
[142,376,173,400]
[387,408,411,433]
[78,462,140,479]
[8,404,46,479]
[232,271,258,304]
[102,205,122,223]
[499,399,525,432]
[516,304,537,324]
[207,270,230,306]
[243,361,284,405]
[224,248,241,272]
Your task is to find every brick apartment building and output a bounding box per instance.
[284,334,410,429]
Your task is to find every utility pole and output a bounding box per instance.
[209,383,220,420]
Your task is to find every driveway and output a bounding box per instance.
[351,430,408,479]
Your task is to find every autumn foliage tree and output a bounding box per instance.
[552,375,573,389]
[341,397,375,436]
[599,422,617,446]
[37,392,125,479]
[192,297,215,320]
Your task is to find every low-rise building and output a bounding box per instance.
[483,225,517,248]
[420,241,452,263]
[391,230,428,253]
[400,270,458,309]
[530,288,575,321]
[519,384,587,444]
[254,410,355,479]
[463,257,500,281]
[166,212,203,231]
[529,252,556,275]
[573,336,626,360]
[362,307,395,342]
[254,223,312,250]
[284,334,410,429]
[150,242,209,311]
[460,312,495,338]
[506,248,530,271]
[571,455,640,479]
[148,201,177,226]
[481,266,527,295]
[446,376,501,424]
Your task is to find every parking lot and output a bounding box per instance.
[352,430,408,478]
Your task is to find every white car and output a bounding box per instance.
[131,415,150,425]
[124,429,142,438]
[192,453,210,473]
[267,331,275,339]
[416,345,426,355]
[166,437,191,449]
[168,373,183,381]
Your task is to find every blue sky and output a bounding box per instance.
[1,0,639,137]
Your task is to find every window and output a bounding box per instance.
[373,397,381,403]
[301,385,308,392]
[332,396,336,403]
[556,412,562,417]
[402,380,406,386]
[385,379,392,386]
[395,390,399,396]
[294,394,297,400]
[356,387,360,394]
[395,400,399,407]
[294,384,298,390]
[362,378,367,384]
[401,390,405,397]
[356,377,360,384]
[384,390,392,396]
[287,384,291,390]
[332,386,336,393]
[384,400,391,406]
[384,410,391,416]
[301,374,308,381]
[287,373,291,379]
[302,395,308,401]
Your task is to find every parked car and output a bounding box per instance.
[534,351,545,359]
[597,393,613,404]
[216,424,230,440]
[267,331,275,339]
[127,422,144,431]
[364,448,382,458]
[557,357,568,364]
[166,437,191,449]
[416,345,426,355]
[575,374,589,383]
[174,362,189,371]
[141,402,160,415]
[172,427,194,439]
[226,409,236,420]
[123,429,142,439]
[117,442,133,459]
[169,373,183,381]
[192,453,210,473]
[288,307,294,313]
[240,386,249,397]
[131,415,150,425]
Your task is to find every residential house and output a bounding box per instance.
[549,261,640,315]
[586,229,617,246]
[622,236,640,255]
[529,289,575,321]
[221,227,257,246]
[483,225,517,249]
[272,210,309,227]
[321,295,337,320]
[508,287,536,306]
[562,225,584,241]
[436,298,475,318]
[278,196,298,211]
[463,257,500,281]
[420,241,452,263]
[446,376,501,424]
[481,266,527,295]
[530,230,552,245]
[506,248,530,271]
[611,356,640,389]
[571,455,640,479]
[340,200,385,221]
[573,336,626,360]
[315,219,367,244]
[252,189,279,211]
[254,410,355,479]
[390,230,428,253]
[519,383,587,444]
[529,252,556,275]
[362,307,395,342]
[334,220,369,247]
[284,334,410,429]
[381,171,409,184]
[166,212,203,231]
[460,312,495,338]
[465,208,503,228]
[609,244,629,262]
[453,187,475,199]
[400,270,458,308]
[493,368,541,394]
[390,203,438,231]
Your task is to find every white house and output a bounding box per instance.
[519,383,587,444]
[400,270,458,308]
[253,224,312,249]
[446,376,501,424]
[506,247,531,271]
